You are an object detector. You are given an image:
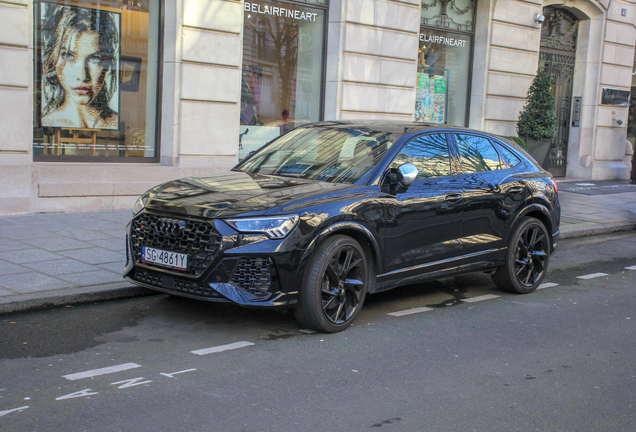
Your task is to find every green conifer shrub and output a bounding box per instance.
[517,71,557,141]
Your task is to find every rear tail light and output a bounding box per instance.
[550,178,559,194]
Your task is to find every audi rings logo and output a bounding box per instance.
[155,218,186,236]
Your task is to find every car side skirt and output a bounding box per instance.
[375,248,506,292]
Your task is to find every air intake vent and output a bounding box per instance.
[232,257,273,297]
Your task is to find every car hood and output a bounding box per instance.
[143,171,359,218]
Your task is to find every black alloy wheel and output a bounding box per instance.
[492,217,550,294]
[295,235,368,333]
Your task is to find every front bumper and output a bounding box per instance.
[124,211,303,308]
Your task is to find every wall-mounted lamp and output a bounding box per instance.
[534,13,545,24]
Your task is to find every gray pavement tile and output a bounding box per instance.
[57,270,124,286]
[23,258,100,276]
[0,286,15,295]
[0,226,57,240]
[2,213,65,225]
[87,238,126,252]
[97,262,125,274]
[0,217,19,228]
[0,260,29,276]
[59,247,125,265]
[57,229,117,241]
[89,210,132,224]
[0,272,74,293]
[0,249,64,264]
[0,239,33,251]
[34,222,83,232]
[101,229,127,239]
[22,236,93,252]
[72,221,126,231]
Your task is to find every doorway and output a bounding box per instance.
[539,6,579,177]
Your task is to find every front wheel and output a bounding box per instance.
[492,217,550,294]
[294,235,369,333]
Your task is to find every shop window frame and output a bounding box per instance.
[418,0,477,127]
[32,1,164,164]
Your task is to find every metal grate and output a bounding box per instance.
[130,213,222,276]
[132,268,223,299]
[232,257,272,296]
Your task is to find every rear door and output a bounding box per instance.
[451,133,527,258]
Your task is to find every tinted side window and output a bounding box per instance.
[456,134,504,173]
[493,141,521,168]
[391,134,451,179]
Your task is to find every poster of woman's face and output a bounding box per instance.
[40,3,120,130]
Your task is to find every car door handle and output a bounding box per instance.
[508,186,524,194]
[445,193,463,203]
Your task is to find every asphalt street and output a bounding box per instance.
[0,232,635,431]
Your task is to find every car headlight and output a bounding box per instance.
[225,215,299,239]
[133,195,148,215]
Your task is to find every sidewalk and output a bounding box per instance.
[1,179,635,315]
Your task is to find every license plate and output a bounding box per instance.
[142,246,188,270]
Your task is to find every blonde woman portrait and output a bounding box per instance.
[40,3,120,130]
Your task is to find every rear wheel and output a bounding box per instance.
[294,235,369,333]
[492,217,550,294]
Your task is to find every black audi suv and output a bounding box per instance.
[125,121,560,332]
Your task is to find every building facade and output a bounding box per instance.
[0,0,635,215]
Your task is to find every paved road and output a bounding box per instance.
[1,233,635,431]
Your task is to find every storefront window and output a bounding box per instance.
[33,1,161,161]
[417,0,475,126]
[240,0,327,159]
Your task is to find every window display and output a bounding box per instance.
[33,1,161,160]
[240,0,326,159]
[418,0,475,127]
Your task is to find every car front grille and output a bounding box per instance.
[132,267,224,299]
[232,257,273,297]
[130,213,222,276]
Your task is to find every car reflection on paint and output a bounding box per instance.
[125,121,560,333]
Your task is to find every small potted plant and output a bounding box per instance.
[517,71,557,169]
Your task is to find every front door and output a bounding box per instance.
[381,133,464,278]
[539,6,579,177]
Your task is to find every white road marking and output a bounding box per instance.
[111,377,152,389]
[538,282,559,289]
[191,341,254,356]
[160,369,197,378]
[56,389,99,401]
[577,273,608,280]
[0,406,29,417]
[575,183,595,186]
[461,294,500,303]
[62,363,141,381]
[388,306,434,317]
[625,265,636,271]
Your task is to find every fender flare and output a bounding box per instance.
[297,222,382,282]
[509,203,556,241]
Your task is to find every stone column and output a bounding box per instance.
[166,0,244,172]
[0,0,33,213]
[325,0,421,121]
[590,0,636,179]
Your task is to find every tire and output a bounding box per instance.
[294,235,369,333]
[492,217,550,294]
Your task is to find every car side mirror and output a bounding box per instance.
[397,163,418,187]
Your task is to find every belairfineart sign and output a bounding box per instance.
[420,34,468,47]
[245,2,319,21]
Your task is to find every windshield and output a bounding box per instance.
[236,125,400,184]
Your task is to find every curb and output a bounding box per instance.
[560,222,636,239]
[0,282,156,315]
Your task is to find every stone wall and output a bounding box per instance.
[325,0,420,121]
